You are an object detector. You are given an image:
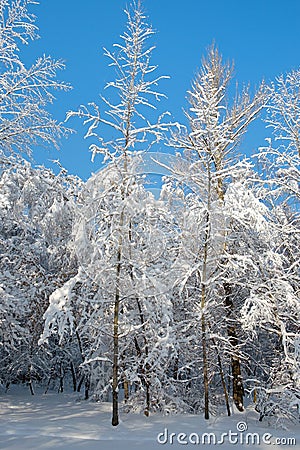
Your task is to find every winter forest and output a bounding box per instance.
[0,0,299,430]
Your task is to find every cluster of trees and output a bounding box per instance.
[0,0,299,427]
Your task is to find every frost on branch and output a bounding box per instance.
[0,0,71,157]
[66,1,171,163]
[0,0,38,70]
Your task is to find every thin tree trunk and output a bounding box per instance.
[112,243,122,426]
[218,352,231,416]
[199,165,213,421]
[28,380,34,396]
[44,374,52,394]
[207,315,231,417]
[124,379,129,402]
[70,361,77,392]
[144,380,150,417]
[215,173,245,413]
[211,335,231,416]
[77,374,84,393]
[27,363,34,395]
[58,361,64,393]
[134,299,151,417]
[200,208,211,420]
[201,309,209,419]
[136,298,151,417]
[129,220,151,416]
[224,282,244,411]
[74,327,90,397]
[84,376,90,400]
[173,356,179,380]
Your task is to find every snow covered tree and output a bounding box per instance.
[167,44,266,418]
[0,0,70,158]
[42,0,173,426]
[0,157,80,392]
[244,69,300,423]
[66,0,169,162]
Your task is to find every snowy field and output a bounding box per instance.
[0,388,299,450]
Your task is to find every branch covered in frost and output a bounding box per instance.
[0,0,72,156]
[66,0,171,163]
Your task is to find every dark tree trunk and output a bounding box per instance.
[77,374,84,393]
[224,282,244,412]
[70,361,77,392]
[28,380,35,396]
[84,376,90,400]
[112,247,122,427]
[58,361,64,393]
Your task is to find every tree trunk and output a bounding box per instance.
[84,376,90,400]
[144,380,150,417]
[224,282,244,411]
[27,364,34,395]
[210,330,231,416]
[198,163,213,421]
[129,219,151,416]
[77,374,84,393]
[28,380,35,396]
[124,379,129,402]
[200,206,211,420]
[136,298,151,417]
[112,245,122,427]
[201,307,209,419]
[58,361,64,393]
[70,361,77,392]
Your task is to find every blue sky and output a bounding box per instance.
[22,0,300,180]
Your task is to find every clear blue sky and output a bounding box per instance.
[22,0,300,180]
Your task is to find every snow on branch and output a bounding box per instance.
[66,0,171,163]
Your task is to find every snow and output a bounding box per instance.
[0,387,299,450]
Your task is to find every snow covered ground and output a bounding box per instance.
[0,387,299,449]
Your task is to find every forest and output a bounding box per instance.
[0,0,299,428]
